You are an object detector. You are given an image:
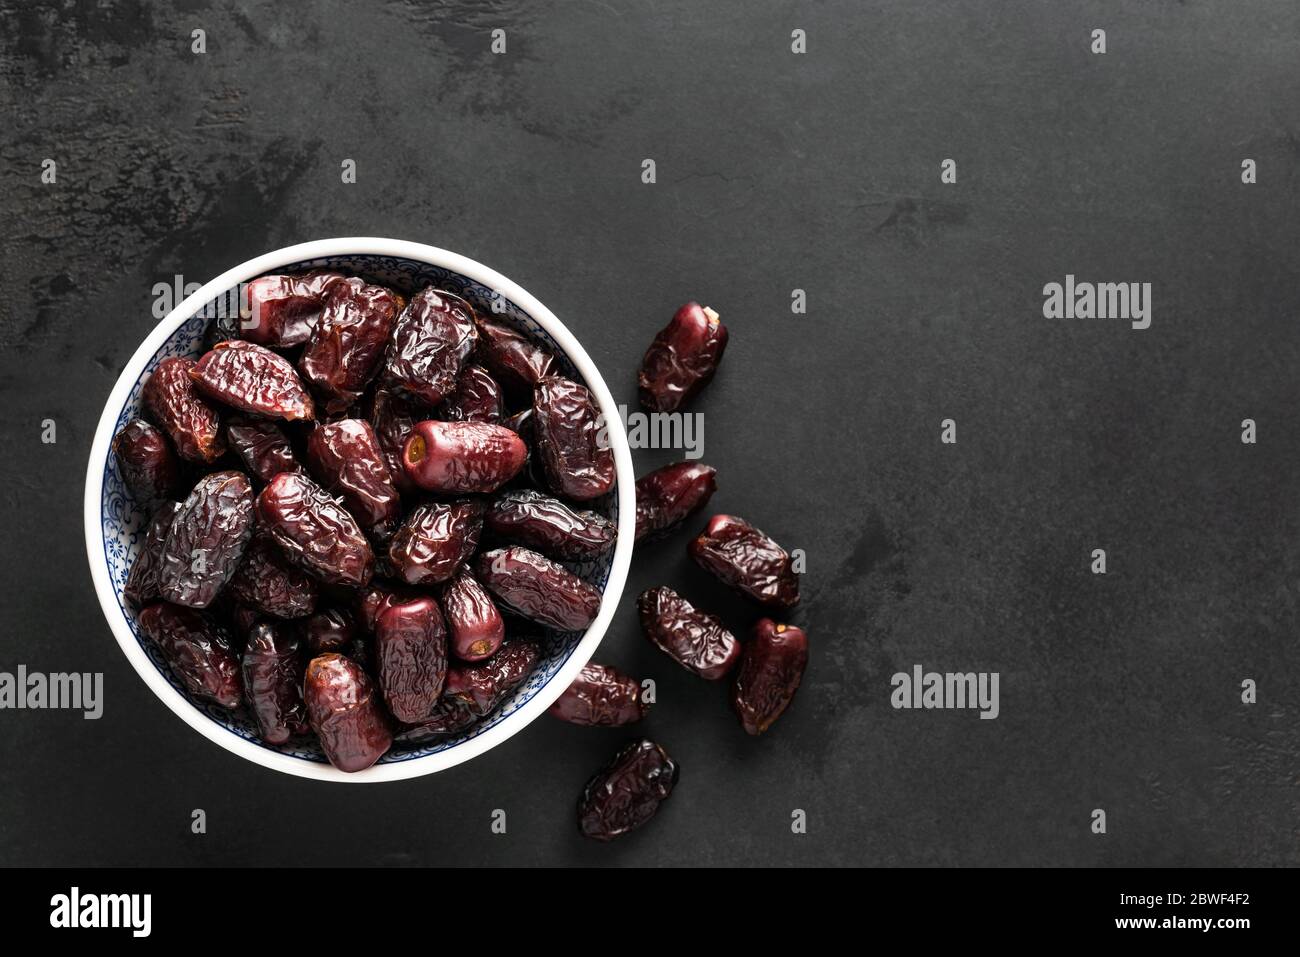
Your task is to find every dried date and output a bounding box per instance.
[304,653,393,772]
[376,597,448,723]
[112,419,180,509]
[634,461,716,542]
[637,301,728,412]
[441,364,503,423]
[123,501,181,606]
[577,739,678,842]
[227,533,319,619]
[242,621,309,744]
[138,602,243,709]
[300,278,403,411]
[444,639,538,716]
[256,471,375,588]
[225,415,298,483]
[190,340,315,421]
[440,567,505,662]
[688,514,799,609]
[484,489,615,561]
[142,356,226,463]
[241,270,346,348]
[636,586,738,680]
[532,376,614,501]
[387,500,484,586]
[474,314,555,401]
[383,287,478,405]
[305,419,400,530]
[731,619,808,735]
[548,663,647,726]
[476,547,601,631]
[303,607,356,655]
[158,471,255,608]
[401,420,527,494]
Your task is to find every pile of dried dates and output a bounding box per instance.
[114,278,808,843]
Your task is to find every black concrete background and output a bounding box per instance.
[1,0,1298,867]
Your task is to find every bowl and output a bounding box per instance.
[83,238,635,782]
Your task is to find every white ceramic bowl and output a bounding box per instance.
[84,238,635,782]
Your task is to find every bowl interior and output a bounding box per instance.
[98,253,619,766]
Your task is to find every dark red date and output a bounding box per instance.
[441,364,503,423]
[138,602,243,709]
[256,471,375,588]
[401,420,527,494]
[112,419,180,509]
[393,699,478,744]
[636,586,738,680]
[577,739,678,842]
[123,501,181,606]
[303,607,356,655]
[440,567,505,662]
[383,287,478,405]
[548,663,647,726]
[225,415,298,483]
[227,533,319,619]
[142,356,226,464]
[474,314,555,401]
[158,471,255,609]
[485,489,615,561]
[304,653,393,772]
[388,500,485,586]
[305,419,401,530]
[355,581,418,633]
[444,639,538,716]
[634,461,716,542]
[688,514,799,609]
[375,597,448,723]
[731,619,808,735]
[241,270,346,348]
[637,301,728,412]
[300,278,403,412]
[242,621,309,744]
[476,547,601,631]
[190,340,315,422]
[532,376,614,501]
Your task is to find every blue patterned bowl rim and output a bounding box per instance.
[83,238,636,783]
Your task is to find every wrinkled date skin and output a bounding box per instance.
[376,597,448,723]
[393,699,478,745]
[158,471,255,608]
[635,461,717,542]
[577,740,679,842]
[383,287,478,405]
[548,663,647,726]
[306,419,401,530]
[476,547,601,631]
[636,586,739,680]
[124,501,181,605]
[257,472,375,588]
[226,415,298,483]
[637,301,728,413]
[142,356,226,463]
[444,639,538,715]
[304,653,393,772]
[474,314,555,402]
[485,489,615,561]
[241,270,346,348]
[138,602,243,709]
[190,340,315,422]
[242,621,310,744]
[227,534,319,619]
[300,278,403,411]
[440,567,505,661]
[402,420,527,494]
[366,387,426,495]
[304,607,356,655]
[441,364,503,423]
[387,500,485,585]
[731,619,808,735]
[355,581,418,634]
[532,376,615,501]
[112,419,180,509]
[688,514,800,609]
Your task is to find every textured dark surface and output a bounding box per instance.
[1,0,1298,867]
